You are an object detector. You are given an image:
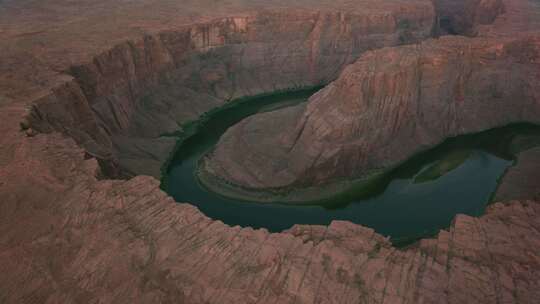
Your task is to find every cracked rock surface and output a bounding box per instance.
[1,112,540,302]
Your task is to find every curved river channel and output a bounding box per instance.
[162,89,540,245]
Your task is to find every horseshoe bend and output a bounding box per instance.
[1,0,540,302]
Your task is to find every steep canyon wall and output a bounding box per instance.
[203,33,540,193]
[433,0,505,35]
[26,8,435,177]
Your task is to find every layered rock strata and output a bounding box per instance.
[203,0,540,198]
[203,34,540,193]
[1,0,540,302]
[25,3,435,177]
[2,107,540,302]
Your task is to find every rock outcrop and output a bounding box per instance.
[202,0,540,196]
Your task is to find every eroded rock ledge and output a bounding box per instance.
[1,114,539,302]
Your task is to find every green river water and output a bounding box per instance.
[162,89,539,245]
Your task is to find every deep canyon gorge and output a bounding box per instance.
[1,0,540,303]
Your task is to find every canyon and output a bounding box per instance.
[202,0,540,198]
[1,0,540,303]
[22,0,435,178]
[202,35,540,197]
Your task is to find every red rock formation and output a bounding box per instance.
[2,103,540,302]
[202,0,540,195]
[2,116,540,302]
[26,5,435,178]
[203,34,540,192]
[1,0,540,302]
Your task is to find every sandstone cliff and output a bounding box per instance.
[1,106,539,302]
[26,5,435,178]
[203,34,540,192]
[1,0,540,302]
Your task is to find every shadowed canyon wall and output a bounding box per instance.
[22,0,510,180]
[25,7,435,177]
[433,0,505,35]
